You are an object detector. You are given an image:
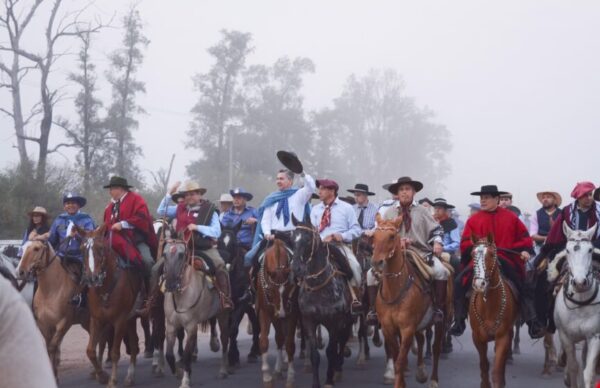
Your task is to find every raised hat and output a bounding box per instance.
[470,185,508,197]
[103,176,133,189]
[347,183,375,196]
[276,150,303,174]
[387,177,423,194]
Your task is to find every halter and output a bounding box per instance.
[164,238,192,293]
[258,244,291,309]
[472,243,502,293]
[562,238,600,308]
[293,225,320,263]
[23,241,58,280]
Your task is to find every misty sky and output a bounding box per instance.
[1,0,599,215]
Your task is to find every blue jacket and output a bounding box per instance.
[48,212,96,261]
[221,206,258,247]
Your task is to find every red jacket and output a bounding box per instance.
[460,207,533,281]
[104,191,158,264]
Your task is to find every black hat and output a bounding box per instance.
[418,197,434,206]
[347,183,375,196]
[103,176,133,189]
[63,192,87,208]
[432,198,455,209]
[387,177,424,194]
[470,185,508,197]
[276,150,303,174]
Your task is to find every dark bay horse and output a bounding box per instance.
[218,222,260,366]
[80,225,143,387]
[290,216,353,388]
[256,238,299,388]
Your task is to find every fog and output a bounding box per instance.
[1,0,599,217]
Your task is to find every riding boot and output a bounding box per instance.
[449,277,467,336]
[239,269,256,305]
[366,285,379,325]
[350,285,364,315]
[521,293,545,339]
[215,269,233,311]
[136,261,163,318]
[433,280,448,324]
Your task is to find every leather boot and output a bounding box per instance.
[433,280,448,324]
[521,294,545,339]
[449,296,467,336]
[136,273,159,318]
[350,285,364,315]
[366,285,379,325]
[215,269,233,311]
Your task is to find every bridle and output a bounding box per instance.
[21,241,58,281]
[562,238,600,308]
[163,238,192,293]
[472,242,502,294]
[259,242,292,309]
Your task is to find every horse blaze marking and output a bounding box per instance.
[223,235,230,247]
[278,285,285,318]
[87,240,95,273]
[294,234,302,243]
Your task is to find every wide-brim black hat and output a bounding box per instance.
[276,150,303,174]
[432,198,455,209]
[387,177,423,194]
[418,197,434,206]
[63,192,87,208]
[347,183,375,196]
[470,185,508,197]
[103,176,133,189]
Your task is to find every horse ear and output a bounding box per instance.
[393,215,403,230]
[562,221,574,238]
[375,212,382,226]
[486,232,494,245]
[585,223,598,240]
[292,214,300,226]
[471,233,479,244]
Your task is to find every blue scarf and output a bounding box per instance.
[251,188,311,246]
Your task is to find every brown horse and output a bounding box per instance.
[80,225,143,387]
[16,240,90,382]
[371,214,444,388]
[256,239,298,388]
[469,234,518,388]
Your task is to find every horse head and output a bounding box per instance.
[16,240,51,282]
[79,224,110,288]
[290,214,320,279]
[562,222,598,293]
[163,239,188,293]
[371,213,402,273]
[471,233,498,293]
[218,222,242,260]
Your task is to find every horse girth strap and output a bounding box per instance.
[301,268,344,293]
[171,287,204,314]
[378,274,415,305]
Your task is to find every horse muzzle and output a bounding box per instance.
[16,269,35,283]
[83,273,106,288]
[570,274,593,293]
[472,277,487,293]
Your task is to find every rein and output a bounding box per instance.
[258,245,291,309]
[563,269,600,309]
[164,238,206,314]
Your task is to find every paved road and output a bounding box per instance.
[57,317,579,388]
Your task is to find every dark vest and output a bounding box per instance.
[176,201,217,250]
[536,207,560,236]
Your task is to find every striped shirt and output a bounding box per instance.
[353,201,379,231]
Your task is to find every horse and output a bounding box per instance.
[163,238,230,388]
[15,240,89,382]
[218,222,260,366]
[256,238,299,388]
[469,233,519,388]
[1,245,34,306]
[352,233,375,366]
[290,215,353,388]
[79,225,143,387]
[371,214,444,388]
[551,222,600,388]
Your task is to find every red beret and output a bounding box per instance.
[316,179,339,191]
[571,181,596,199]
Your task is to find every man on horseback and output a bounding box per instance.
[348,183,378,234]
[47,192,96,307]
[311,179,364,312]
[366,177,449,325]
[103,176,158,311]
[533,181,600,332]
[221,187,258,251]
[450,185,544,339]
[529,191,562,252]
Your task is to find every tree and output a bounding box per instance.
[105,5,148,185]
[187,30,253,191]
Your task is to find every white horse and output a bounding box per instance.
[549,222,600,388]
[1,245,34,307]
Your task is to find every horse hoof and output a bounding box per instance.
[563,374,570,387]
[247,353,259,363]
[263,381,273,388]
[210,339,221,353]
[144,349,153,359]
[343,346,351,358]
[416,367,428,384]
[285,382,295,388]
[383,377,394,385]
[513,347,520,355]
[324,384,334,388]
[176,368,184,380]
[125,376,135,386]
[96,371,109,385]
[334,371,343,382]
[218,371,228,379]
[429,381,439,388]
[372,337,382,348]
[356,358,366,368]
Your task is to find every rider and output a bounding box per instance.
[103,176,158,312]
[533,181,600,331]
[348,183,378,234]
[218,193,234,222]
[529,191,562,253]
[311,179,363,313]
[18,207,50,257]
[47,192,96,307]
[367,177,449,325]
[221,188,258,251]
[433,198,460,269]
[449,185,544,339]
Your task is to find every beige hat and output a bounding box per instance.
[28,206,48,217]
[180,181,207,195]
[219,193,234,203]
[536,191,562,207]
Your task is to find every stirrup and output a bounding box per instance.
[366,310,378,325]
[351,300,364,315]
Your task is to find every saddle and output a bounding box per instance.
[404,249,453,283]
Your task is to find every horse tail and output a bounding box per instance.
[199,320,210,333]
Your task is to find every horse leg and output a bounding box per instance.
[429,322,444,388]
[47,319,71,383]
[381,328,398,385]
[583,336,600,388]
[151,297,166,377]
[124,319,140,386]
[228,305,243,367]
[414,331,428,384]
[274,319,287,378]
[492,333,511,388]
[324,326,338,387]
[542,332,557,376]
[474,337,491,388]
[210,317,220,353]
[86,320,109,384]
[335,319,352,382]
[165,322,177,375]
[217,312,231,378]
[317,324,325,350]
[285,311,298,388]
[559,330,579,388]
[513,321,521,355]
[373,323,383,347]
[109,318,128,388]
[395,328,415,388]
[303,318,321,388]
[180,323,197,388]
[356,315,366,367]
[141,316,153,358]
[177,327,185,358]
[259,309,273,388]
[424,327,433,360]
[247,304,261,362]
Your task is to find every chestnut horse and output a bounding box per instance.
[469,234,518,388]
[16,240,90,382]
[80,225,143,387]
[256,239,298,388]
[371,214,444,388]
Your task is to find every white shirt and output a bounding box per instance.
[311,197,362,242]
[261,174,316,235]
